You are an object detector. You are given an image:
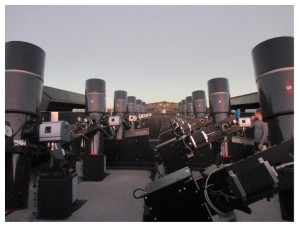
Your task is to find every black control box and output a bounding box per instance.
[37,174,72,220]
[83,154,106,181]
[144,167,211,221]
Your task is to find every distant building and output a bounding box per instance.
[146,101,179,115]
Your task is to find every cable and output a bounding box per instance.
[147,142,157,152]
[215,191,236,202]
[173,128,181,137]
[99,126,110,137]
[276,162,294,171]
[123,121,132,127]
[133,188,146,199]
[84,121,92,132]
[204,167,227,216]
[12,120,32,138]
[237,129,244,137]
[193,118,209,132]
[209,186,229,194]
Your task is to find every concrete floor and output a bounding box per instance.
[5,169,286,222]
[212,196,285,222]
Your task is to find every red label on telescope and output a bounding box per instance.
[91,98,94,104]
[285,82,293,94]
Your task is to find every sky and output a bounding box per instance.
[5,4,294,108]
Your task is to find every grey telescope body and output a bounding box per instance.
[85,78,106,154]
[181,99,187,116]
[5,41,46,140]
[208,78,230,123]
[114,90,127,113]
[114,90,127,141]
[85,79,106,114]
[252,36,294,145]
[127,96,136,113]
[186,96,194,117]
[178,102,183,115]
[136,99,142,114]
[192,90,207,118]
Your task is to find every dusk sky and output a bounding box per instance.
[5,4,294,108]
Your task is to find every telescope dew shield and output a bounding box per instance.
[186,96,194,117]
[252,36,294,145]
[208,78,230,123]
[5,41,45,140]
[127,96,136,131]
[136,99,142,114]
[192,90,207,118]
[178,101,183,115]
[114,90,127,141]
[114,90,127,113]
[181,99,187,116]
[85,79,106,114]
[127,96,136,113]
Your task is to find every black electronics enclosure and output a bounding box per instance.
[37,175,72,220]
[144,167,212,221]
[83,154,106,181]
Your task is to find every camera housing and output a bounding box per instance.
[109,116,122,126]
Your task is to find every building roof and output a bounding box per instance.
[41,86,85,111]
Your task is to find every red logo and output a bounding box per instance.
[91,98,94,104]
[218,99,222,104]
[285,82,293,94]
[198,104,201,107]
